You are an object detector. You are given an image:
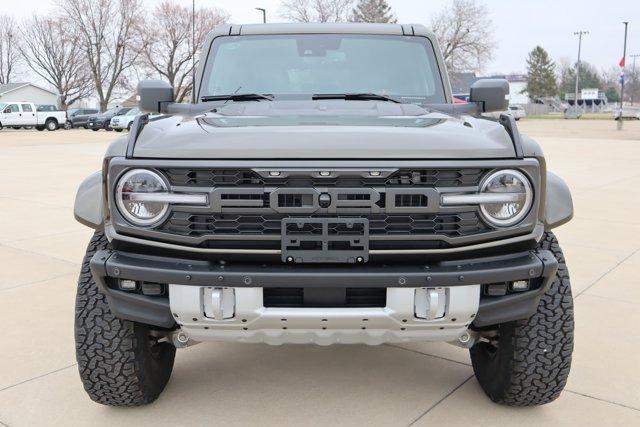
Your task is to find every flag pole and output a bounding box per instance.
[617,21,628,130]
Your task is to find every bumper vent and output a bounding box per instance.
[263,287,387,308]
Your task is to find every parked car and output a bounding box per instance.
[66,108,100,129]
[109,108,161,131]
[484,105,526,121]
[74,23,574,408]
[86,107,132,131]
[613,106,640,120]
[0,101,66,131]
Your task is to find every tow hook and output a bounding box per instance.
[450,330,479,348]
[170,330,199,348]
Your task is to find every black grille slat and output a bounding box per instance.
[161,212,488,237]
[163,168,486,187]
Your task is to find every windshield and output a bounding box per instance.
[200,34,446,104]
[0,103,6,110]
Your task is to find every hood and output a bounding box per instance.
[133,101,516,159]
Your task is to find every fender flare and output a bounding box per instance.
[74,171,103,229]
[544,172,573,230]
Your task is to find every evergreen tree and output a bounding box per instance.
[350,0,396,23]
[525,46,557,100]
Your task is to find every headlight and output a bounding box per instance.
[115,169,169,226]
[479,169,533,227]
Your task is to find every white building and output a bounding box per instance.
[0,83,59,106]
[505,75,529,105]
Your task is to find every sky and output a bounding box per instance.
[7,0,640,75]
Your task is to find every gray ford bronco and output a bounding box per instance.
[74,23,574,407]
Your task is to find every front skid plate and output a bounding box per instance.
[169,286,480,345]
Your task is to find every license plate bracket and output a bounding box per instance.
[281,218,369,263]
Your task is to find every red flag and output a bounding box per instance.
[619,57,625,67]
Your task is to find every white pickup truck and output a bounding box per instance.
[0,101,67,131]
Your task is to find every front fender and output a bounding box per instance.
[74,171,103,229]
[544,172,573,230]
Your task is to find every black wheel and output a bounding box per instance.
[115,128,123,132]
[45,119,58,131]
[75,231,176,406]
[12,126,21,129]
[104,121,112,131]
[64,120,72,130]
[83,124,88,129]
[470,232,573,406]
[91,128,99,131]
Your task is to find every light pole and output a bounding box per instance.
[618,22,628,130]
[630,53,639,105]
[573,31,589,114]
[192,0,196,103]
[255,8,266,23]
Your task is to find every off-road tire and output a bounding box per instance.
[75,231,176,406]
[470,231,573,406]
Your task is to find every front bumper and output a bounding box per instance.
[89,248,558,344]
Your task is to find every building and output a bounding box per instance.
[0,83,59,106]
[449,73,529,105]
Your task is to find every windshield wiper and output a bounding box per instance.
[201,93,274,102]
[312,93,401,103]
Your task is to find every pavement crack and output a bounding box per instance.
[0,363,77,393]
[0,272,77,292]
[565,389,640,412]
[575,246,640,298]
[407,375,474,426]
[385,344,472,367]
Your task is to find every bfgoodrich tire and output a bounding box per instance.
[470,232,574,406]
[75,231,176,406]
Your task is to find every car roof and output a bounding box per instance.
[223,23,435,39]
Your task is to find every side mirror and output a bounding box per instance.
[470,79,509,113]
[137,80,174,113]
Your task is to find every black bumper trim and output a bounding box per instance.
[89,249,558,329]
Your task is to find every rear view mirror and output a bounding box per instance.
[470,79,509,113]
[137,80,174,113]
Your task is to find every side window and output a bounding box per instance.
[8,104,19,113]
[21,104,33,112]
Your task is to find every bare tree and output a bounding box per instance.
[138,1,229,103]
[430,0,495,73]
[19,16,92,109]
[280,0,353,23]
[0,14,22,84]
[60,0,143,111]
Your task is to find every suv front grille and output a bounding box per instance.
[163,168,486,187]
[161,212,488,238]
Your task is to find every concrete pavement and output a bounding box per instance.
[0,120,639,426]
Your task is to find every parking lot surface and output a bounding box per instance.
[0,120,639,426]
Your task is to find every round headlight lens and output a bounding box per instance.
[479,169,533,227]
[115,169,168,226]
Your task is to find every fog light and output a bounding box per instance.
[119,279,137,291]
[141,282,164,296]
[268,171,281,176]
[319,171,331,177]
[485,283,507,296]
[369,171,381,176]
[510,280,530,292]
